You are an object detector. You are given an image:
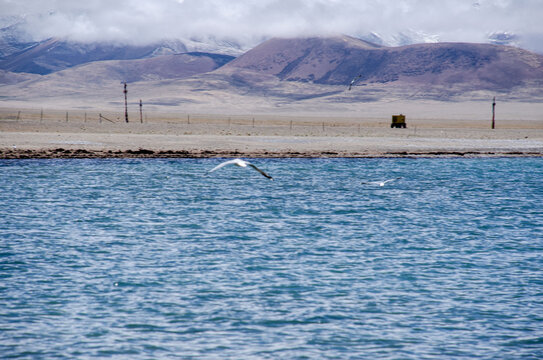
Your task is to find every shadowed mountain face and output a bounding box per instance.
[222,36,381,82]
[221,35,543,91]
[0,38,188,75]
[0,23,37,59]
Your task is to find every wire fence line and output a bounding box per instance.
[0,108,397,136]
[8,107,535,133]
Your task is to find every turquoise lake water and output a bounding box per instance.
[1,158,542,359]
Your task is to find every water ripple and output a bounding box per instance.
[1,158,542,359]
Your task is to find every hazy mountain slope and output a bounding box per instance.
[0,69,40,85]
[7,52,234,87]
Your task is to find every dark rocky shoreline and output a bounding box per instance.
[2,147,542,159]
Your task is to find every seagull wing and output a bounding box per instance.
[348,74,361,90]
[382,177,403,184]
[248,163,273,180]
[207,159,238,173]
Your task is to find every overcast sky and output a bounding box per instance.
[1,0,542,52]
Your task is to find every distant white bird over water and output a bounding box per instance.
[362,177,402,186]
[207,158,273,180]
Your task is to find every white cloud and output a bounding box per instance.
[1,0,542,52]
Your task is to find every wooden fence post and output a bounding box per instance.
[492,97,496,129]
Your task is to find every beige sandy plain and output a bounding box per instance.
[1,100,543,158]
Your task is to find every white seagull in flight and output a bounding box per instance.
[362,177,402,186]
[207,158,273,180]
[348,74,362,90]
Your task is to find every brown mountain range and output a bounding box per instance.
[1,35,542,110]
[220,35,543,91]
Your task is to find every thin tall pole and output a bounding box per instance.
[492,97,496,129]
[124,82,129,123]
[139,99,143,124]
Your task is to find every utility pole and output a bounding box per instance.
[492,97,496,129]
[139,99,143,124]
[123,82,129,123]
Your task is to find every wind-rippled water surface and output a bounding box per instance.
[1,158,542,359]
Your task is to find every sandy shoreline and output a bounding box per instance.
[2,132,542,159]
[1,112,543,158]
